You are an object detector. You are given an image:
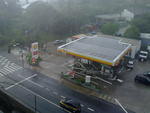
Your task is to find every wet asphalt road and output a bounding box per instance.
[0,50,135,113]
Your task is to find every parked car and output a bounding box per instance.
[138,51,148,62]
[143,71,150,78]
[59,99,81,113]
[126,60,134,70]
[53,40,65,45]
[134,75,150,85]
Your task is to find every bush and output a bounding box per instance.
[26,53,42,66]
[124,25,140,39]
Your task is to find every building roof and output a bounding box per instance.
[140,33,150,39]
[58,35,131,66]
[95,14,121,20]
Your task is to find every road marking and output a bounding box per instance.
[4,61,11,67]
[5,66,16,71]
[53,92,58,95]
[1,59,8,65]
[9,65,22,70]
[114,98,128,113]
[17,85,71,113]
[0,69,9,75]
[81,104,84,107]
[16,74,44,88]
[4,67,14,72]
[0,73,4,77]
[0,57,5,62]
[61,96,66,98]
[88,108,95,112]
[5,74,37,90]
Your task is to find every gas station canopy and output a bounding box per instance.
[58,36,131,66]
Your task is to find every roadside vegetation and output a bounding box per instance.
[0,0,150,47]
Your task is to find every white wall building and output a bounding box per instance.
[121,9,134,21]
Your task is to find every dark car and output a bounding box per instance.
[143,71,150,78]
[59,99,81,113]
[53,40,65,45]
[135,75,150,85]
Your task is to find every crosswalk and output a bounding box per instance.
[0,56,23,75]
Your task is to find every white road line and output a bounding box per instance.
[4,67,14,73]
[88,108,95,112]
[5,74,37,90]
[16,74,44,88]
[7,66,18,71]
[0,69,9,75]
[11,63,21,68]
[6,66,16,71]
[4,61,11,67]
[9,65,22,70]
[29,80,44,88]
[1,59,8,65]
[0,73,4,77]
[61,96,66,98]
[53,92,58,95]
[17,85,71,113]
[0,57,5,62]
[81,104,84,107]
[114,98,128,113]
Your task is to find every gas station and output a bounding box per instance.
[58,35,132,84]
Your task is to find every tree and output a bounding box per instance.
[101,22,119,35]
[0,0,22,45]
[124,26,140,39]
[132,14,150,33]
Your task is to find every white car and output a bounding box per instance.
[139,51,148,61]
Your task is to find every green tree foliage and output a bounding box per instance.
[124,26,140,39]
[0,0,22,45]
[101,22,119,35]
[0,0,149,47]
[132,14,150,33]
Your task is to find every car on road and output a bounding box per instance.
[143,71,150,78]
[53,40,65,45]
[134,75,150,85]
[59,99,81,113]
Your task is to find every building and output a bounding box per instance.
[58,35,132,82]
[96,9,134,25]
[98,34,141,58]
[66,34,87,43]
[140,33,150,52]
[121,9,134,21]
[95,14,122,25]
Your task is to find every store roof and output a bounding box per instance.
[58,35,131,66]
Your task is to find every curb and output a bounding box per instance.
[61,76,116,105]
